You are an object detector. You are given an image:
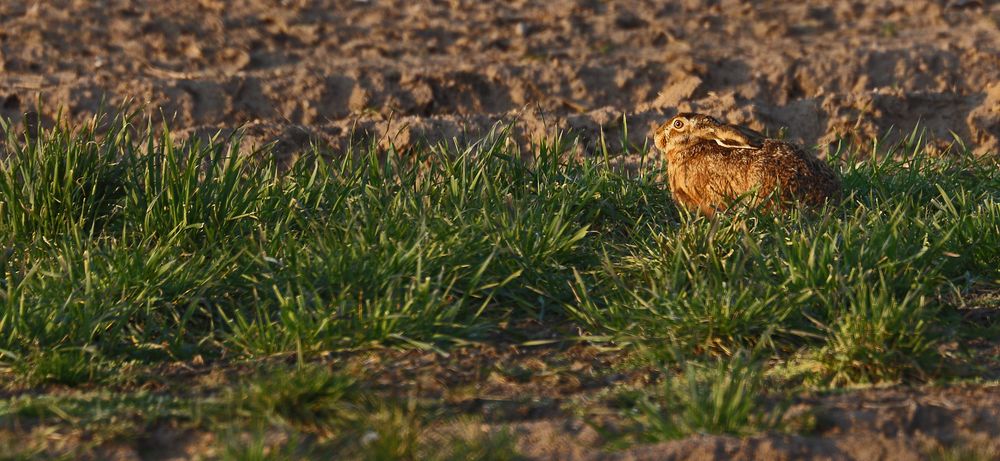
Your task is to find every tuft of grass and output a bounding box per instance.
[10,347,114,387]
[218,430,310,461]
[808,277,936,385]
[224,364,360,433]
[0,115,126,240]
[621,352,786,442]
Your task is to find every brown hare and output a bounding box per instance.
[652,113,841,216]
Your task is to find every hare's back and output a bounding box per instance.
[759,140,841,204]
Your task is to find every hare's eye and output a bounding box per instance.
[673,119,684,129]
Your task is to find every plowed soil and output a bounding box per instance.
[2,0,999,158]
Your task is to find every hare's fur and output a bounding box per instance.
[653,113,841,216]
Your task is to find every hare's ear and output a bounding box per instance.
[709,125,764,149]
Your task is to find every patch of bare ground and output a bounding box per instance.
[1,1,999,157]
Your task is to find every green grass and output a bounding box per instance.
[0,363,525,460]
[1,113,997,375]
[0,112,998,456]
[614,351,790,442]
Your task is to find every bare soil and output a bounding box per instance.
[1,0,999,158]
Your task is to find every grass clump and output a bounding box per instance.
[809,278,936,385]
[10,347,114,387]
[618,352,787,442]
[224,364,360,433]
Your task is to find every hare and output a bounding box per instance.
[652,113,841,216]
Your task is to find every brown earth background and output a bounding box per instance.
[1,0,999,158]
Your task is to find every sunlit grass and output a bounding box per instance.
[617,352,789,441]
[1,113,998,379]
[0,112,998,456]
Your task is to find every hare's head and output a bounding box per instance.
[653,113,764,160]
